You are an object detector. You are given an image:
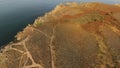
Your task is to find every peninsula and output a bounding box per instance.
[0,2,120,68]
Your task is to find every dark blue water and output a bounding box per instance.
[0,0,119,46]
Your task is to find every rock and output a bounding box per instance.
[0,2,120,68]
[115,4,120,7]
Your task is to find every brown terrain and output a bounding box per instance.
[0,2,120,68]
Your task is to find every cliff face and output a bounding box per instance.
[0,2,120,68]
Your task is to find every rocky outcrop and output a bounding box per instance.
[115,4,120,7]
[0,2,120,68]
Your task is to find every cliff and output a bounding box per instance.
[0,2,120,68]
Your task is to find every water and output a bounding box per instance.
[0,0,119,46]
